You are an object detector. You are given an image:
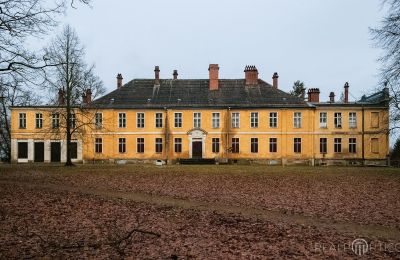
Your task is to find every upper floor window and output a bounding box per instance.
[320,138,327,154]
[293,112,302,128]
[70,113,76,129]
[349,112,357,128]
[193,112,201,128]
[294,138,302,153]
[251,138,258,153]
[319,112,327,128]
[212,112,220,128]
[19,113,26,129]
[250,112,259,128]
[269,112,278,128]
[52,113,60,129]
[35,113,42,129]
[95,113,102,129]
[231,112,240,128]
[269,138,277,153]
[349,138,357,153]
[174,112,182,128]
[155,113,163,128]
[334,112,342,128]
[137,138,144,153]
[95,138,103,153]
[371,112,379,128]
[137,113,145,128]
[334,138,342,153]
[118,113,126,128]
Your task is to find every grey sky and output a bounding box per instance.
[58,0,384,101]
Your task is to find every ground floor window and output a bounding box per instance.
[294,138,301,153]
[95,138,102,153]
[155,138,163,153]
[320,138,327,154]
[18,142,28,159]
[119,138,126,153]
[137,138,144,153]
[349,138,356,153]
[269,138,277,153]
[251,138,258,153]
[212,138,220,153]
[231,138,239,153]
[174,138,182,153]
[334,138,342,153]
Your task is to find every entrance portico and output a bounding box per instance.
[187,128,207,159]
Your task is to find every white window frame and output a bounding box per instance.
[334,112,342,128]
[19,113,26,129]
[334,138,342,153]
[319,112,327,128]
[118,138,126,153]
[349,112,357,128]
[174,112,182,128]
[174,138,182,153]
[269,112,278,128]
[70,113,76,129]
[250,112,259,128]
[95,112,103,129]
[118,112,126,128]
[35,113,43,129]
[137,112,145,128]
[212,112,220,128]
[349,138,357,153]
[155,112,163,128]
[293,112,302,128]
[95,138,103,153]
[52,113,60,129]
[193,112,201,128]
[231,112,240,128]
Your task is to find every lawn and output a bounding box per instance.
[0,164,399,258]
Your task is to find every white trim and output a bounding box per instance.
[17,131,366,135]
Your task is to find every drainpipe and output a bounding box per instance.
[227,107,231,162]
[362,105,365,166]
[164,107,169,164]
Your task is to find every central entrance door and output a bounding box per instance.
[192,141,203,158]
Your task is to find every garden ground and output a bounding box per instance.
[0,164,399,259]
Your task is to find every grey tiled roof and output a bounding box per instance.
[91,79,311,109]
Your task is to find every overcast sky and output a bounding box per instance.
[57,0,384,101]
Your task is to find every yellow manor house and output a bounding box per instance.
[10,64,389,165]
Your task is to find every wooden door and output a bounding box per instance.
[192,141,202,158]
[51,142,61,162]
[34,142,44,162]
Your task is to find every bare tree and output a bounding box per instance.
[44,25,105,166]
[371,0,400,131]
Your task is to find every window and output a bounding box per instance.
[118,113,126,128]
[155,113,163,128]
[155,138,163,153]
[137,138,144,153]
[371,112,379,128]
[293,112,302,128]
[251,138,258,153]
[70,142,77,159]
[70,113,76,129]
[334,138,342,153]
[319,112,327,128]
[250,112,259,128]
[95,138,102,153]
[269,138,277,153]
[231,138,239,153]
[320,138,327,154]
[269,112,278,128]
[19,113,26,129]
[174,113,182,128]
[294,138,301,153]
[212,138,220,153]
[118,138,126,153]
[17,142,28,159]
[95,113,102,129]
[212,113,220,128]
[371,138,379,153]
[334,112,342,128]
[349,138,356,153]
[349,112,357,128]
[231,112,240,128]
[174,138,182,153]
[52,113,60,129]
[193,112,201,128]
[137,113,145,128]
[35,113,42,129]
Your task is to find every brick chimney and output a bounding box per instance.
[154,66,160,86]
[329,92,335,102]
[307,88,320,103]
[272,72,279,88]
[208,64,219,90]
[58,89,65,105]
[244,65,258,85]
[173,70,178,80]
[117,73,123,89]
[344,82,349,103]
